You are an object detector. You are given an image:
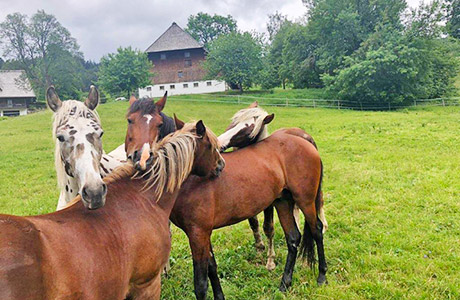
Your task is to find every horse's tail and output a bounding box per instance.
[299,159,324,267]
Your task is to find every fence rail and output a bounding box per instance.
[165,93,460,111]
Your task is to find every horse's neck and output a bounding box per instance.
[56,174,79,210]
[257,127,270,142]
[159,113,176,139]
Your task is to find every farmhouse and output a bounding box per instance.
[0,70,36,117]
[139,22,226,98]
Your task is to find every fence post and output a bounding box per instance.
[286,98,288,107]
[313,99,316,108]
[388,102,391,110]
[338,100,340,110]
[237,95,240,104]
[414,100,416,107]
[442,99,445,107]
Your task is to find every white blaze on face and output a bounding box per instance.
[138,142,151,170]
[218,121,254,150]
[144,114,153,125]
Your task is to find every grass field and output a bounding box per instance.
[1,101,459,299]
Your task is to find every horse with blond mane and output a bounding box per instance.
[127,111,327,300]
[0,120,224,300]
[218,102,328,272]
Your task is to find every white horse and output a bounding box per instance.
[217,101,328,271]
[47,86,122,210]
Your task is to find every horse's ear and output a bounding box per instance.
[249,101,258,108]
[46,86,62,112]
[155,91,167,112]
[263,113,275,125]
[173,114,185,130]
[195,120,206,138]
[129,94,137,106]
[85,85,99,110]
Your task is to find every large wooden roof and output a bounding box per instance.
[146,22,203,53]
[0,70,35,98]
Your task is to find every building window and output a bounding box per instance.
[207,81,212,86]
[184,51,190,58]
[178,71,183,78]
[185,59,192,67]
[146,87,152,91]
[170,85,175,89]
[7,99,13,108]
[3,110,20,117]
[160,53,166,60]
[193,82,199,88]
[159,86,165,90]
[183,84,188,88]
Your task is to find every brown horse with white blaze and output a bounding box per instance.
[0,121,224,300]
[126,114,327,300]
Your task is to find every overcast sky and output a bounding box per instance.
[0,0,426,61]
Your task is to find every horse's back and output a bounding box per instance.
[0,215,45,300]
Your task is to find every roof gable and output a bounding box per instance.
[146,22,203,53]
[0,70,36,98]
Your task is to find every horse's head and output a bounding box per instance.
[174,116,225,178]
[218,101,274,151]
[47,86,107,210]
[125,92,167,171]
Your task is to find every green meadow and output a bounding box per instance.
[0,100,459,299]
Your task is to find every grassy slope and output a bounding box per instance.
[0,101,459,299]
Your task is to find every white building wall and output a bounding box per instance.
[0,108,27,117]
[139,80,226,98]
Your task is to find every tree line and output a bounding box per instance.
[200,0,460,108]
[1,1,459,108]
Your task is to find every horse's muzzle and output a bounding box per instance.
[81,183,107,210]
[212,159,226,177]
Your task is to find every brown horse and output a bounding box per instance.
[126,115,327,300]
[0,121,224,300]
[125,92,177,171]
[218,102,328,272]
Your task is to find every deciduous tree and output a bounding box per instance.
[98,47,152,98]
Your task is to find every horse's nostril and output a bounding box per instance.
[102,184,107,194]
[82,187,88,199]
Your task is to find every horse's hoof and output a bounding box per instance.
[266,260,276,271]
[279,282,289,293]
[317,274,327,286]
[255,243,265,252]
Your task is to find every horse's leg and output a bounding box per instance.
[274,197,301,292]
[208,244,225,300]
[248,216,265,252]
[295,197,328,286]
[293,204,300,231]
[263,205,276,271]
[188,229,212,300]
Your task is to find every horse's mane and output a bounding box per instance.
[52,100,101,189]
[231,107,270,140]
[128,98,158,116]
[138,121,218,201]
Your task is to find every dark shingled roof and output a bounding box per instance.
[0,70,35,98]
[146,22,203,53]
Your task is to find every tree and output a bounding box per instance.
[185,13,237,48]
[266,11,288,41]
[204,32,262,92]
[98,47,152,98]
[446,0,460,38]
[0,10,81,98]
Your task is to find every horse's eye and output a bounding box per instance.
[57,135,65,142]
[158,123,163,128]
[99,131,104,138]
[127,119,133,124]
